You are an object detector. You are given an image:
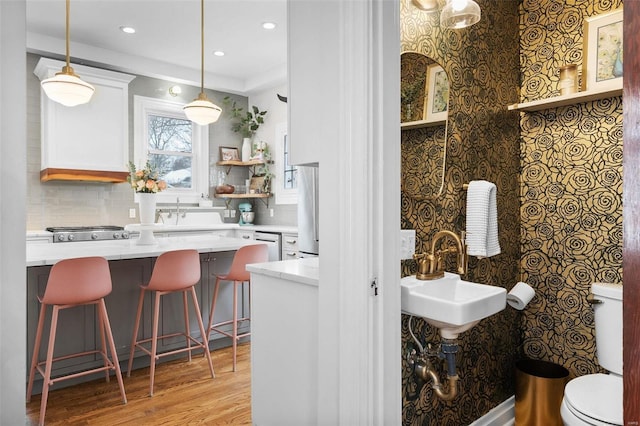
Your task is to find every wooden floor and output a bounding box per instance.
[26,343,251,425]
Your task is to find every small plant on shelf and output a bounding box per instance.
[223,96,268,138]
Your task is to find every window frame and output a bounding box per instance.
[274,122,298,204]
[133,95,209,204]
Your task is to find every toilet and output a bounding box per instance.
[560,282,623,426]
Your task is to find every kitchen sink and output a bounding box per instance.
[401,272,507,339]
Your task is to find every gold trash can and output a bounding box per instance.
[515,359,570,426]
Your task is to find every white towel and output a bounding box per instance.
[466,180,501,257]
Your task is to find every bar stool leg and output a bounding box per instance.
[232,280,239,372]
[190,286,215,378]
[127,288,145,377]
[97,306,110,382]
[98,299,127,404]
[149,291,161,396]
[206,277,222,342]
[39,305,60,426]
[183,290,192,362]
[26,303,47,403]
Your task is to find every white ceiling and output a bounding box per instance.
[26,0,288,95]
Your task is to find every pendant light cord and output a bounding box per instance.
[199,0,205,93]
[65,0,71,69]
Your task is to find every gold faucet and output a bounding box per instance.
[414,230,467,280]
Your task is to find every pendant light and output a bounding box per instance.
[412,0,439,12]
[40,0,95,107]
[184,0,222,125]
[440,0,481,29]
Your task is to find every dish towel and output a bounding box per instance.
[466,180,501,257]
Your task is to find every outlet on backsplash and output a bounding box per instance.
[129,208,136,219]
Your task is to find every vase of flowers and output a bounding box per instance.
[127,161,167,225]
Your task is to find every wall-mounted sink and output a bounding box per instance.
[401,272,507,339]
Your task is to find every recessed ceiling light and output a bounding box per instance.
[262,22,276,30]
[213,50,225,57]
[119,26,136,34]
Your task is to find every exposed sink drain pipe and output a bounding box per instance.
[407,316,460,401]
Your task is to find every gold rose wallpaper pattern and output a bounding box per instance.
[400,0,622,424]
[401,1,521,424]
[519,0,623,377]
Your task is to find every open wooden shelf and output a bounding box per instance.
[216,160,265,167]
[214,192,272,208]
[214,193,270,200]
[400,119,446,130]
[508,82,622,112]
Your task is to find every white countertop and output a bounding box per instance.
[247,257,319,286]
[123,223,298,234]
[26,235,259,267]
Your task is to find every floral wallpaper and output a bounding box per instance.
[400,0,623,424]
[519,0,623,377]
[400,0,521,424]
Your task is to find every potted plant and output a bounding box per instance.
[223,97,268,161]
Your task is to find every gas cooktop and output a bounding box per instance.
[46,226,130,243]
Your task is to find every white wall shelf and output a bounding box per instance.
[508,82,622,112]
[400,119,445,130]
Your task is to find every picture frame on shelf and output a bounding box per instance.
[219,146,240,161]
[582,8,623,92]
[424,63,449,123]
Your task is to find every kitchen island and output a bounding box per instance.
[26,235,261,393]
[247,257,319,425]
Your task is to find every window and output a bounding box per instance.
[134,96,209,204]
[274,122,297,204]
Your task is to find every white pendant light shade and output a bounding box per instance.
[184,93,222,125]
[185,0,222,126]
[440,0,481,29]
[41,66,95,107]
[41,0,94,107]
[412,0,439,12]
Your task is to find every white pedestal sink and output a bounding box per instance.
[401,272,507,339]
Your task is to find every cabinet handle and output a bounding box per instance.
[242,235,250,239]
[286,252,297,257]
[286,239,297,244]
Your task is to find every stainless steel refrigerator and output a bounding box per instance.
[297,166,319,257]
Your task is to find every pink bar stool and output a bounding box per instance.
[127,249,214,396]
[206,244,268,371]
[26,256,127,426]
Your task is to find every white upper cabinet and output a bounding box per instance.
[33,58,135,182]
[287,1,339,166]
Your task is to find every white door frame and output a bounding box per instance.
[0,0,28,424]
[315,0,401,424]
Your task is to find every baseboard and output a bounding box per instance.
[468,396,515,426]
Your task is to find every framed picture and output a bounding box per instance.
[219,146,239,161]
[424,63,449,123]
[582,8,623,92]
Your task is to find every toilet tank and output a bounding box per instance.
[592,282,623,375]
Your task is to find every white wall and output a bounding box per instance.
[249,83,297,225]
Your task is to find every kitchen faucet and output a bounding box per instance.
[175,197,180,225]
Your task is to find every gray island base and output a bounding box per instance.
[26,235,260,394]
